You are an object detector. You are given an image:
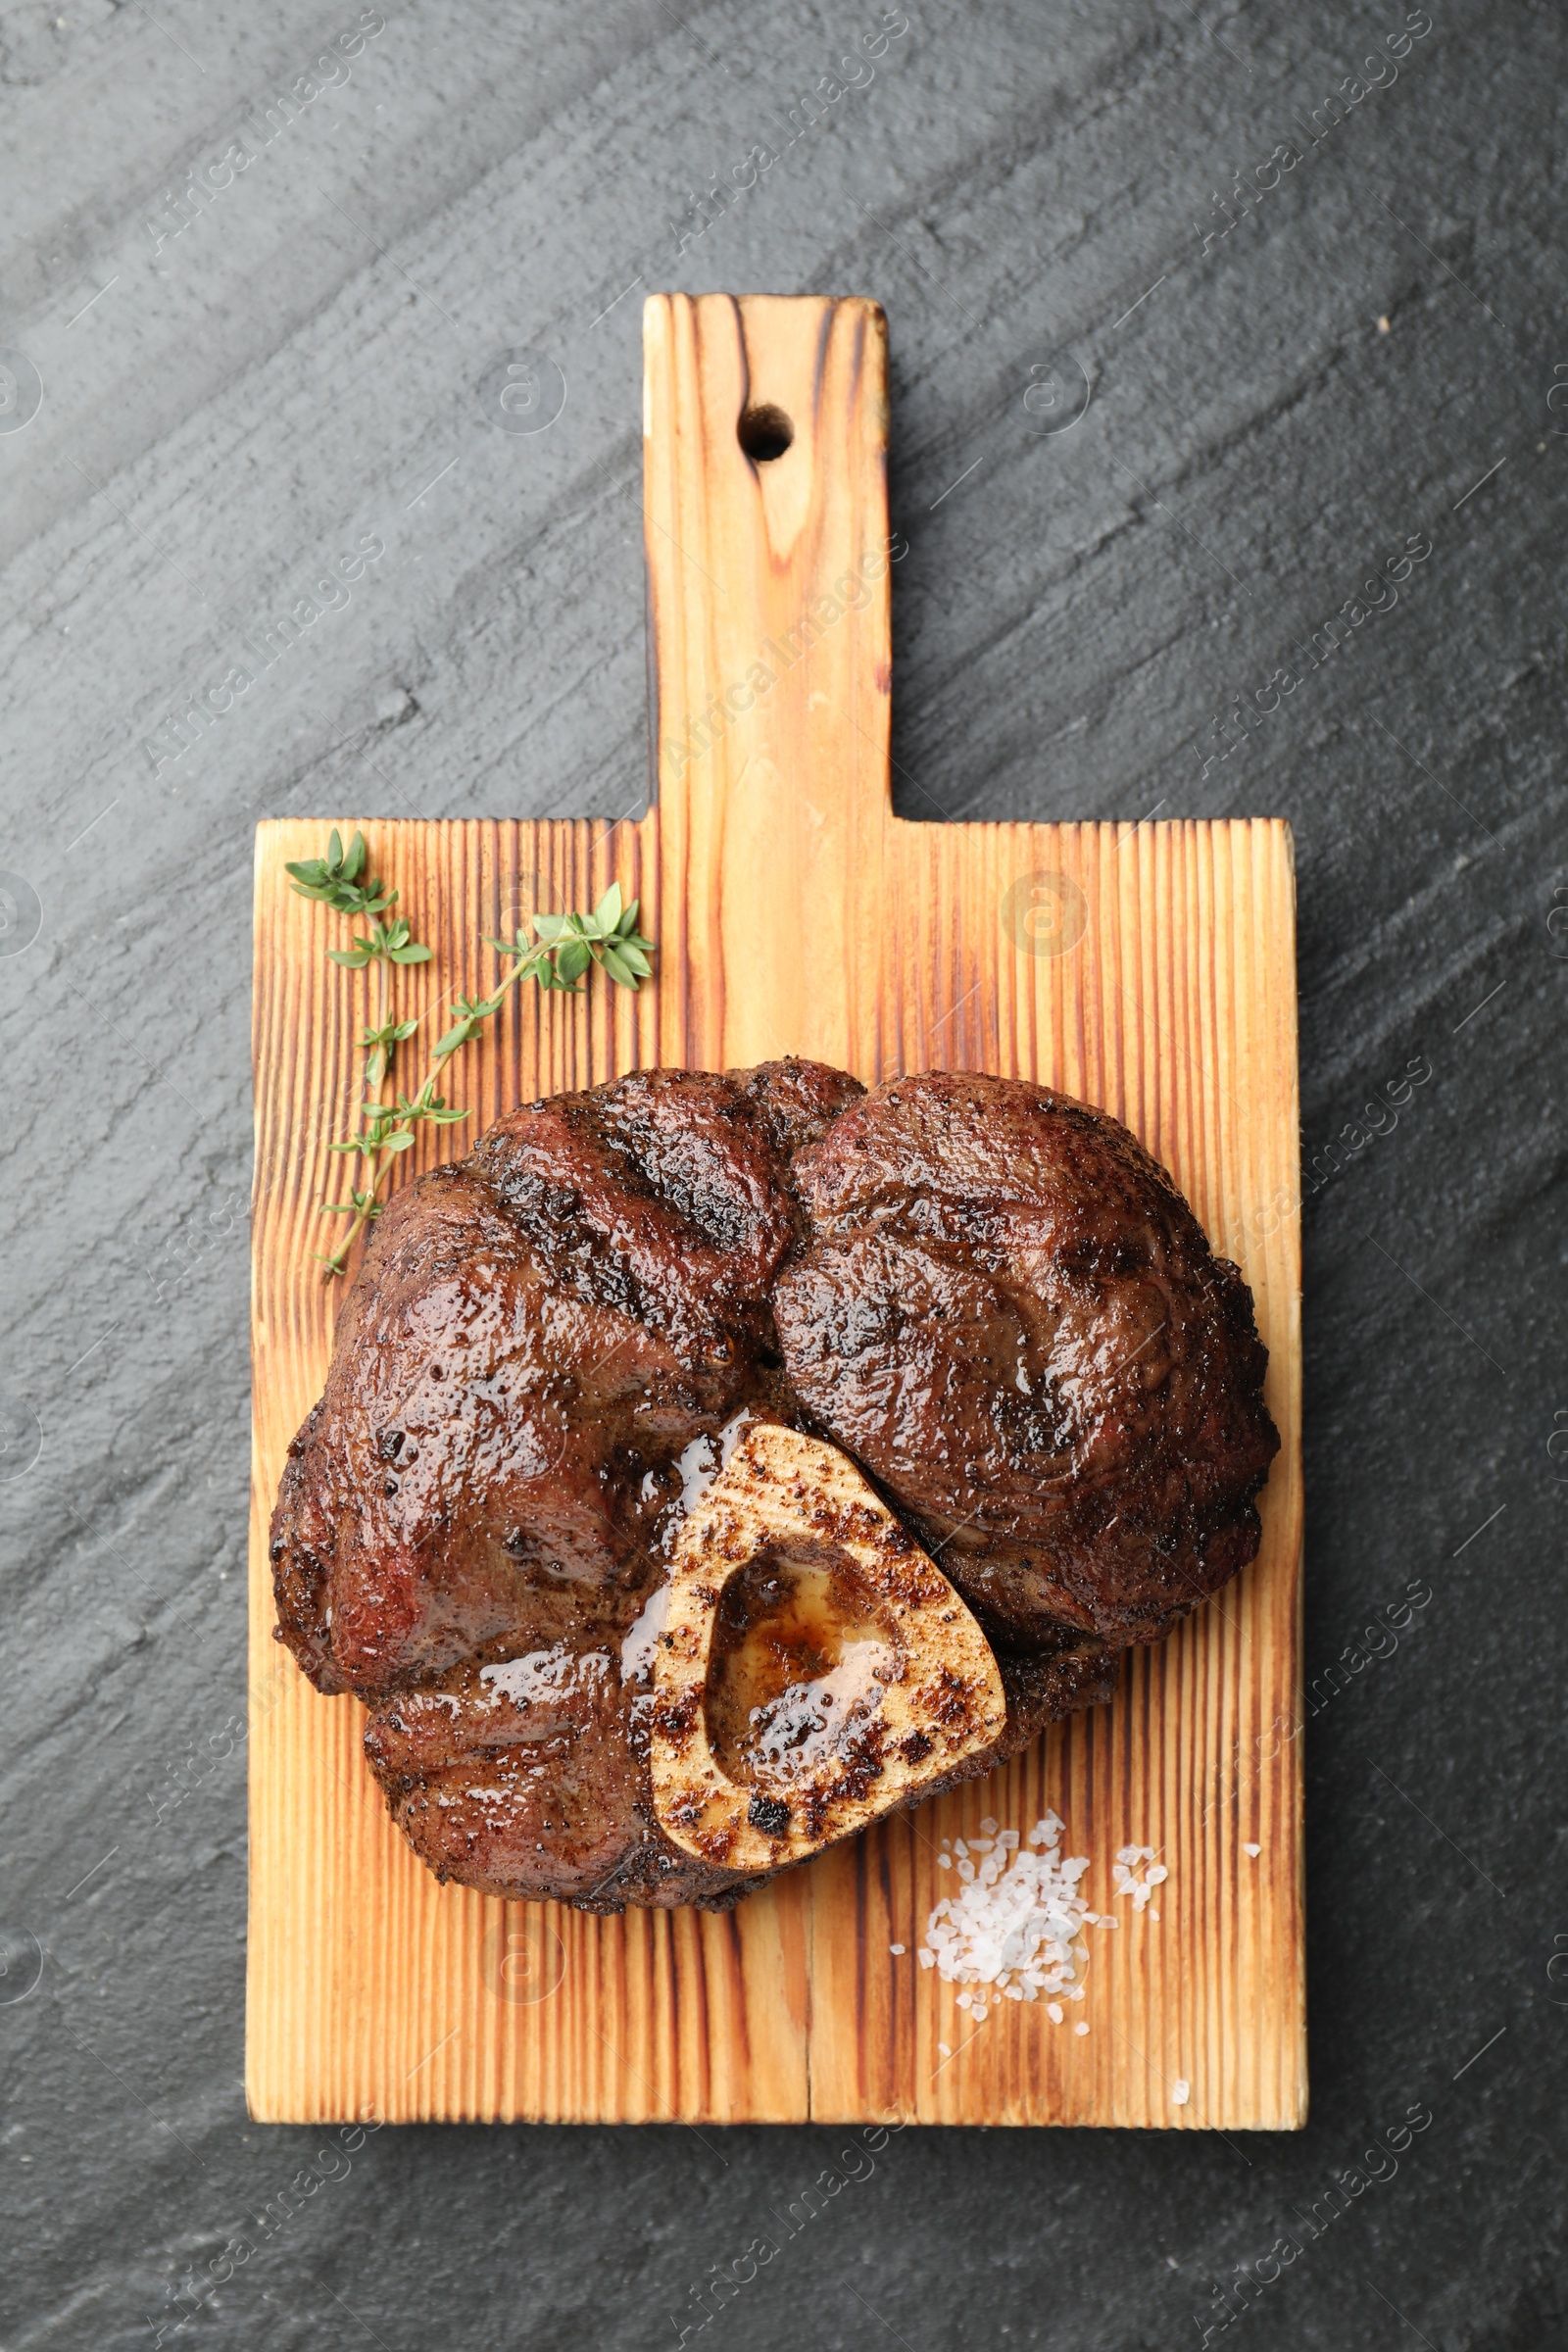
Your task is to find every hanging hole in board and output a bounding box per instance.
[738,404,795,464]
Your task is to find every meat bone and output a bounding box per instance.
[650,1423,1005,1869]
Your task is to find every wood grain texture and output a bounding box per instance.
[248,294,1303,2129]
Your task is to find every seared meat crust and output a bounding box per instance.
[270,1062,1275,1910]
[773,1072,1279,1648]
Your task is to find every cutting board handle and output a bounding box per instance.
[642,294,893,1066]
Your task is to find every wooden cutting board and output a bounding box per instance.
[248,294,1304,2128]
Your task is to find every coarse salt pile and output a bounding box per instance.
[1111,1845,1169,1915]
[919,1813,1093,2025]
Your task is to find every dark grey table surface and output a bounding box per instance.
[2,1,1563,2345]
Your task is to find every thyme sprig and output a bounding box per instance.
[487,882,655,993]
[286,838,654,1279]
[284,827,391,916]
[286,830,433,1096]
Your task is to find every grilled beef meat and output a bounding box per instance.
[773,1071,1279,1650]
[271,1061,1277,1911]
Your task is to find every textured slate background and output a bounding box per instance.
[1,1,1564,2345]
